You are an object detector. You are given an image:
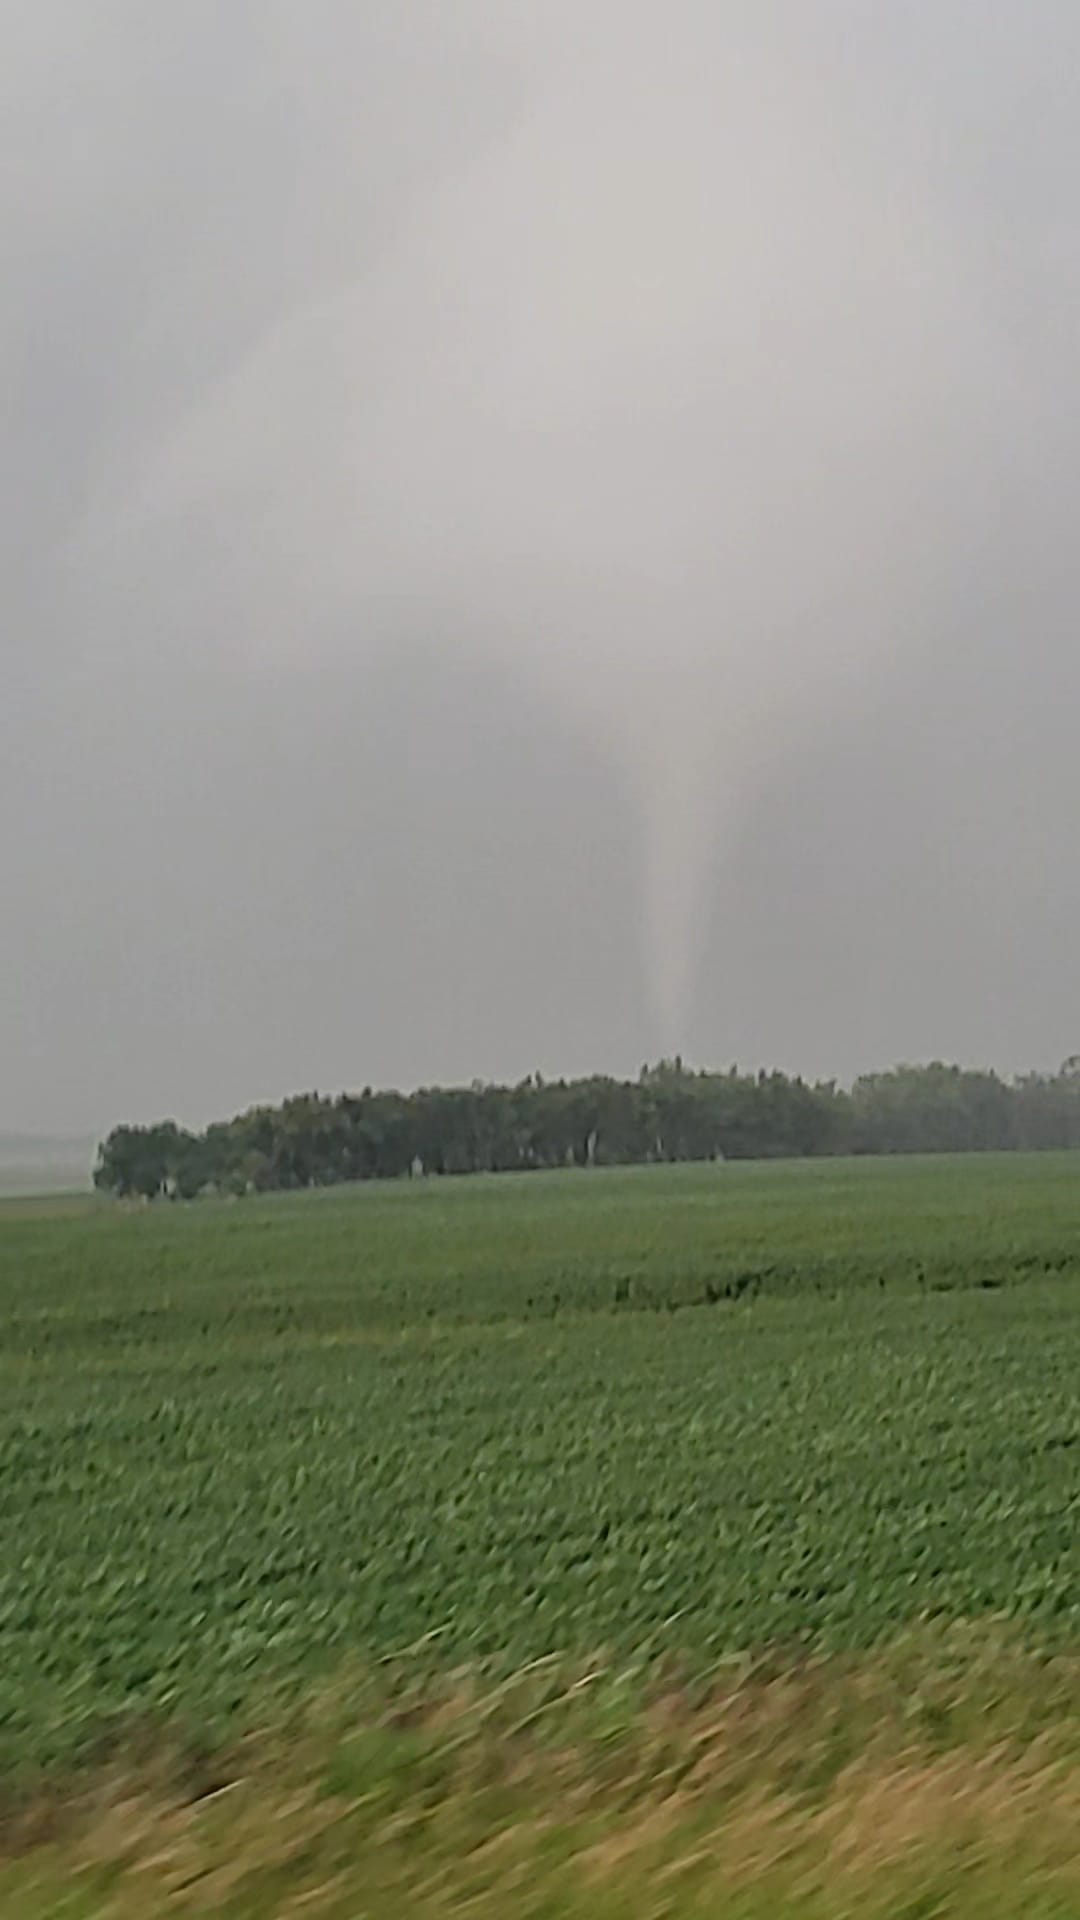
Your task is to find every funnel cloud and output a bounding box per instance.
[4,2,1080,1134]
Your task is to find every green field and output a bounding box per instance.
[4,1153,1080,1772]
[7,1154,1080,1915]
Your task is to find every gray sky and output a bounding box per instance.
[4,1,1080,1134]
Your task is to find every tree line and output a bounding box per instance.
[93,1058,1080,1199]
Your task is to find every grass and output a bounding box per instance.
[6,1153,1080,1911]
[4,1628,1080,1916]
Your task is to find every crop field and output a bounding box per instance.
[4,1151,1080,1781]
[7,1153,1080,1914]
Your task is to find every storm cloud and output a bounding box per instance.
[4,1,1080,1133]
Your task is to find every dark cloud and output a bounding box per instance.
[3,3,1079,1130]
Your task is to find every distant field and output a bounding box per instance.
[4,1153,1080,1777]
[0,1133,94,1197]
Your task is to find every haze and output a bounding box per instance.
[5,1,1079,1137]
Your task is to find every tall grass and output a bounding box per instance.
[4,1627,1080,1917]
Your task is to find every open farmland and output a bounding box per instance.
[4,1152,1080,1787]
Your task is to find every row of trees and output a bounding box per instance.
[94,1059,1080,1199]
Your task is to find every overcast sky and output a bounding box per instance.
[4,1,1080,1135]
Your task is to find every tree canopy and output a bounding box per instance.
[93,1059,1080,1200]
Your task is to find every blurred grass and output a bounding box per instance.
[4,1625,1080,1917]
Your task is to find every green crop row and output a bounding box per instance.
[2,1154,1080,1775]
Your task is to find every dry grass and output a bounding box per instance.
[4,1627,1080,1917]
